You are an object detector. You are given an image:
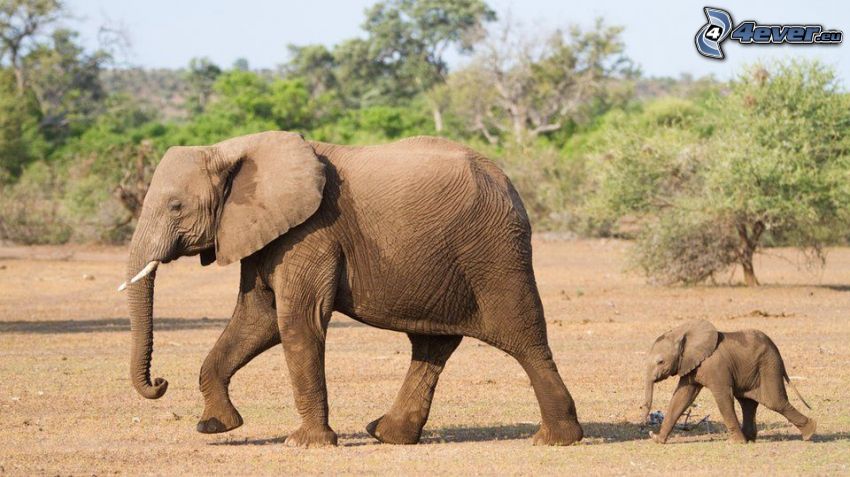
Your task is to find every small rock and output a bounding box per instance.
[648,410,664,425]
[0,264,7,270]
[132,416,141,423]
[82,274,95,281]
[11,396,20,401]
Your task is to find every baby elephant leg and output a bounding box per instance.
[737,397,758,442]
[650,377,701,444]
[760,374,816,441]
[764,399,816,441]
[709,387,747,443]
[367,334,462,444]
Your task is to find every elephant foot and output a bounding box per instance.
[285,424,338,448]
[197,404,243,434]
[366,414,422,445]
[727,432,747,444]
[533,420,583,446]
[648,431,667,444]
[801,418,817,441]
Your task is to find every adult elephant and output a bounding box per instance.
[119,131,582,447]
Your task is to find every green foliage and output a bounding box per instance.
[184,57,221,114]
[362,0,496,92]
[311,104,433,144]
[23,28,108,141]
[707,61,850,244]
[589,60,850,285]
[0,70,44,182]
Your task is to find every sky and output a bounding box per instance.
[65,0,850,82]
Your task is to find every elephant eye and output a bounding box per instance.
[167,198,183,213]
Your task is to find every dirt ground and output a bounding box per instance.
[1,239,848,475]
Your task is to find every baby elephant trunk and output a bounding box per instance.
[640,369,654,422]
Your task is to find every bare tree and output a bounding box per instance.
[452,17,635,145]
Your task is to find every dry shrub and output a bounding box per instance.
[0,164,71,244]
[631,212,739,285]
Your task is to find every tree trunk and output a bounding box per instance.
[736,221,765,287]
[431,104,444,133]
[10,47,24,93]
[741,253,759,287]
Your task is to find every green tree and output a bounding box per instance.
[706,61,850,285]
[0,68,43,181]
[283,44,336,98]
[589,61,850,285]
[0,0,63,91]
[232,57,249,71]
[362,0,496,130]
[24,27,108,140]
[184,57,221,113]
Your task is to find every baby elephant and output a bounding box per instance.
[640,320,815,443]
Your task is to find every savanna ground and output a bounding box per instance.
[1,239,848,475]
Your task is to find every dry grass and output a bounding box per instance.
[1,239,848,475]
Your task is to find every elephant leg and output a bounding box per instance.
[758,371,816,440]
[762,397,816,441]
[651,377,702,444]
[737,397,758,442]
[367,334,462,444]
[276,248,341,448]
[278,300,337,447]
[709,386,747,443]
[510,345,583,446]
[197,260,280,434]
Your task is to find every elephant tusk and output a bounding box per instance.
[117,260,160,292]
[130,261,160,284]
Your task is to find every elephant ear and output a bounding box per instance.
[674,320,719,376]
[211,131,325,266]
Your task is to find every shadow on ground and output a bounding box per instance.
[210,421,850,447]
[213,422,640,447]
[0,317,364,334]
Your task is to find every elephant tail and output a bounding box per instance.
[783,372,812,410]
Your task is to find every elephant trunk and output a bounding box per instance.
[126,220,168,399]
[640,368,654,422]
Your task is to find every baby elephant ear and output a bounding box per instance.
[675,319,719,376]
[211,131,325,266]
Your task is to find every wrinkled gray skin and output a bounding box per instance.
[123,131,583,447]
[640,320,815,443]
